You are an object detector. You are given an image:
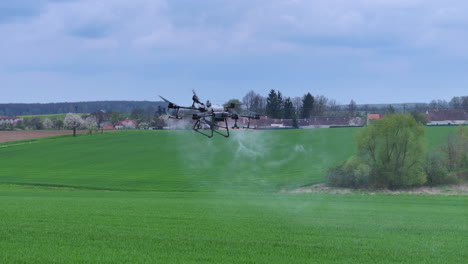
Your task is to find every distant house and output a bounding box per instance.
[294,117,358,128]
[427,110,468,125]
[101,124,115,130]
[367,114,381,125]
[115,120,137,129]
[0,116,23,125]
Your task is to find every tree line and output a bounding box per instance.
[0,106,167,131]
[238,90,468,120]
[0,101,167,116]
[326,114,468,189]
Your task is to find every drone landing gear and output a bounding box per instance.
[193,118,230,138]
[232,120,240,130]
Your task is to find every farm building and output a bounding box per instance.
[0,116,23,125]
[427,110,468,125]
[367,114,381,125]
[115,120,137,129]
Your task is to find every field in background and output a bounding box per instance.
[19,113,87,120]
[0,127,466,263]
[0,127,457,191]
[0,130,88,143]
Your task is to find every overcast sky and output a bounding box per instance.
[1,0,468,105]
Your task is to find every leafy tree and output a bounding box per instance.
[266,90,283,118]
[327,114,426,189]
[26,117,44,130]
[54,119,64,130]
[139,122,149,129]
[385,104,396,114]
[151,116,166,129]
[300,93,314,119]
[292,115,299,128]
[462,96,468,110]
[111,111,124,124]
[277,91,284,118]
[15,120,25,130]
[450,96,462,109]
[130,108,145,121]
[347,100,357,116]
[283,97,295,119]
[356,114,426,188]
[64,113,84,137]
[410,110,428,125]
[43,118,54,129]
[441,126,468,173]
[224,99,243,114]
[91,110,109,129]
[84,116,98,134]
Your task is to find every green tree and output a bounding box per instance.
[386,104,396,114]
[348,100,357,116]
[441,126,468,173]
[292,115,299,128]
[327,114,427,189]
[283,97,295,119]
[266,90,283,118]
[130,108,145,121]
[300,93,314,119]
[224,99,243,114]
[356,114,426,188]
[410,110,428,125]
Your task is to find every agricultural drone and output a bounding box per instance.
[159,90,260,138]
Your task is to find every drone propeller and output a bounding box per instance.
[192,89,204,107]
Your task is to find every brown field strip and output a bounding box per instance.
[0,130,89,143]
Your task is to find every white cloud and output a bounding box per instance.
[1,0,468,104]
[2,0,468,57]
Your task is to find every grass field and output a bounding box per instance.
[19,113,87,120]
[0,127,466,263]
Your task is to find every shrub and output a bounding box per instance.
[326,157,370,188]
[424,153,458,186]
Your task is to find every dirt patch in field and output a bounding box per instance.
[283,183,468,195]
[0,130,88,143]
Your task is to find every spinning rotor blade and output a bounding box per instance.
[159,95,178,109]
[192,89,204,106]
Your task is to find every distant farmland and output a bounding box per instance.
[0,127,457,191]
[0,127,466,263]
[0,130,88,143]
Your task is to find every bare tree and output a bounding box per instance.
[242,91,257,112]
[292,97,302,115]
[327,99,339,113]
[313,95,328,116]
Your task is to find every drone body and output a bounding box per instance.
[159,90,260,138]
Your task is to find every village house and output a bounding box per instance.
[115,120,137,129]
[367,114,381,125]
[0,116,23,125]
[427,110,468,125]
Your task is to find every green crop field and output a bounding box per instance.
[1,127,466,263]
[19,113,87,121]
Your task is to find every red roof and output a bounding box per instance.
[428,110,468,121]
[116,120,136,125]
[0,116,21,119]
[368,114,381,120]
